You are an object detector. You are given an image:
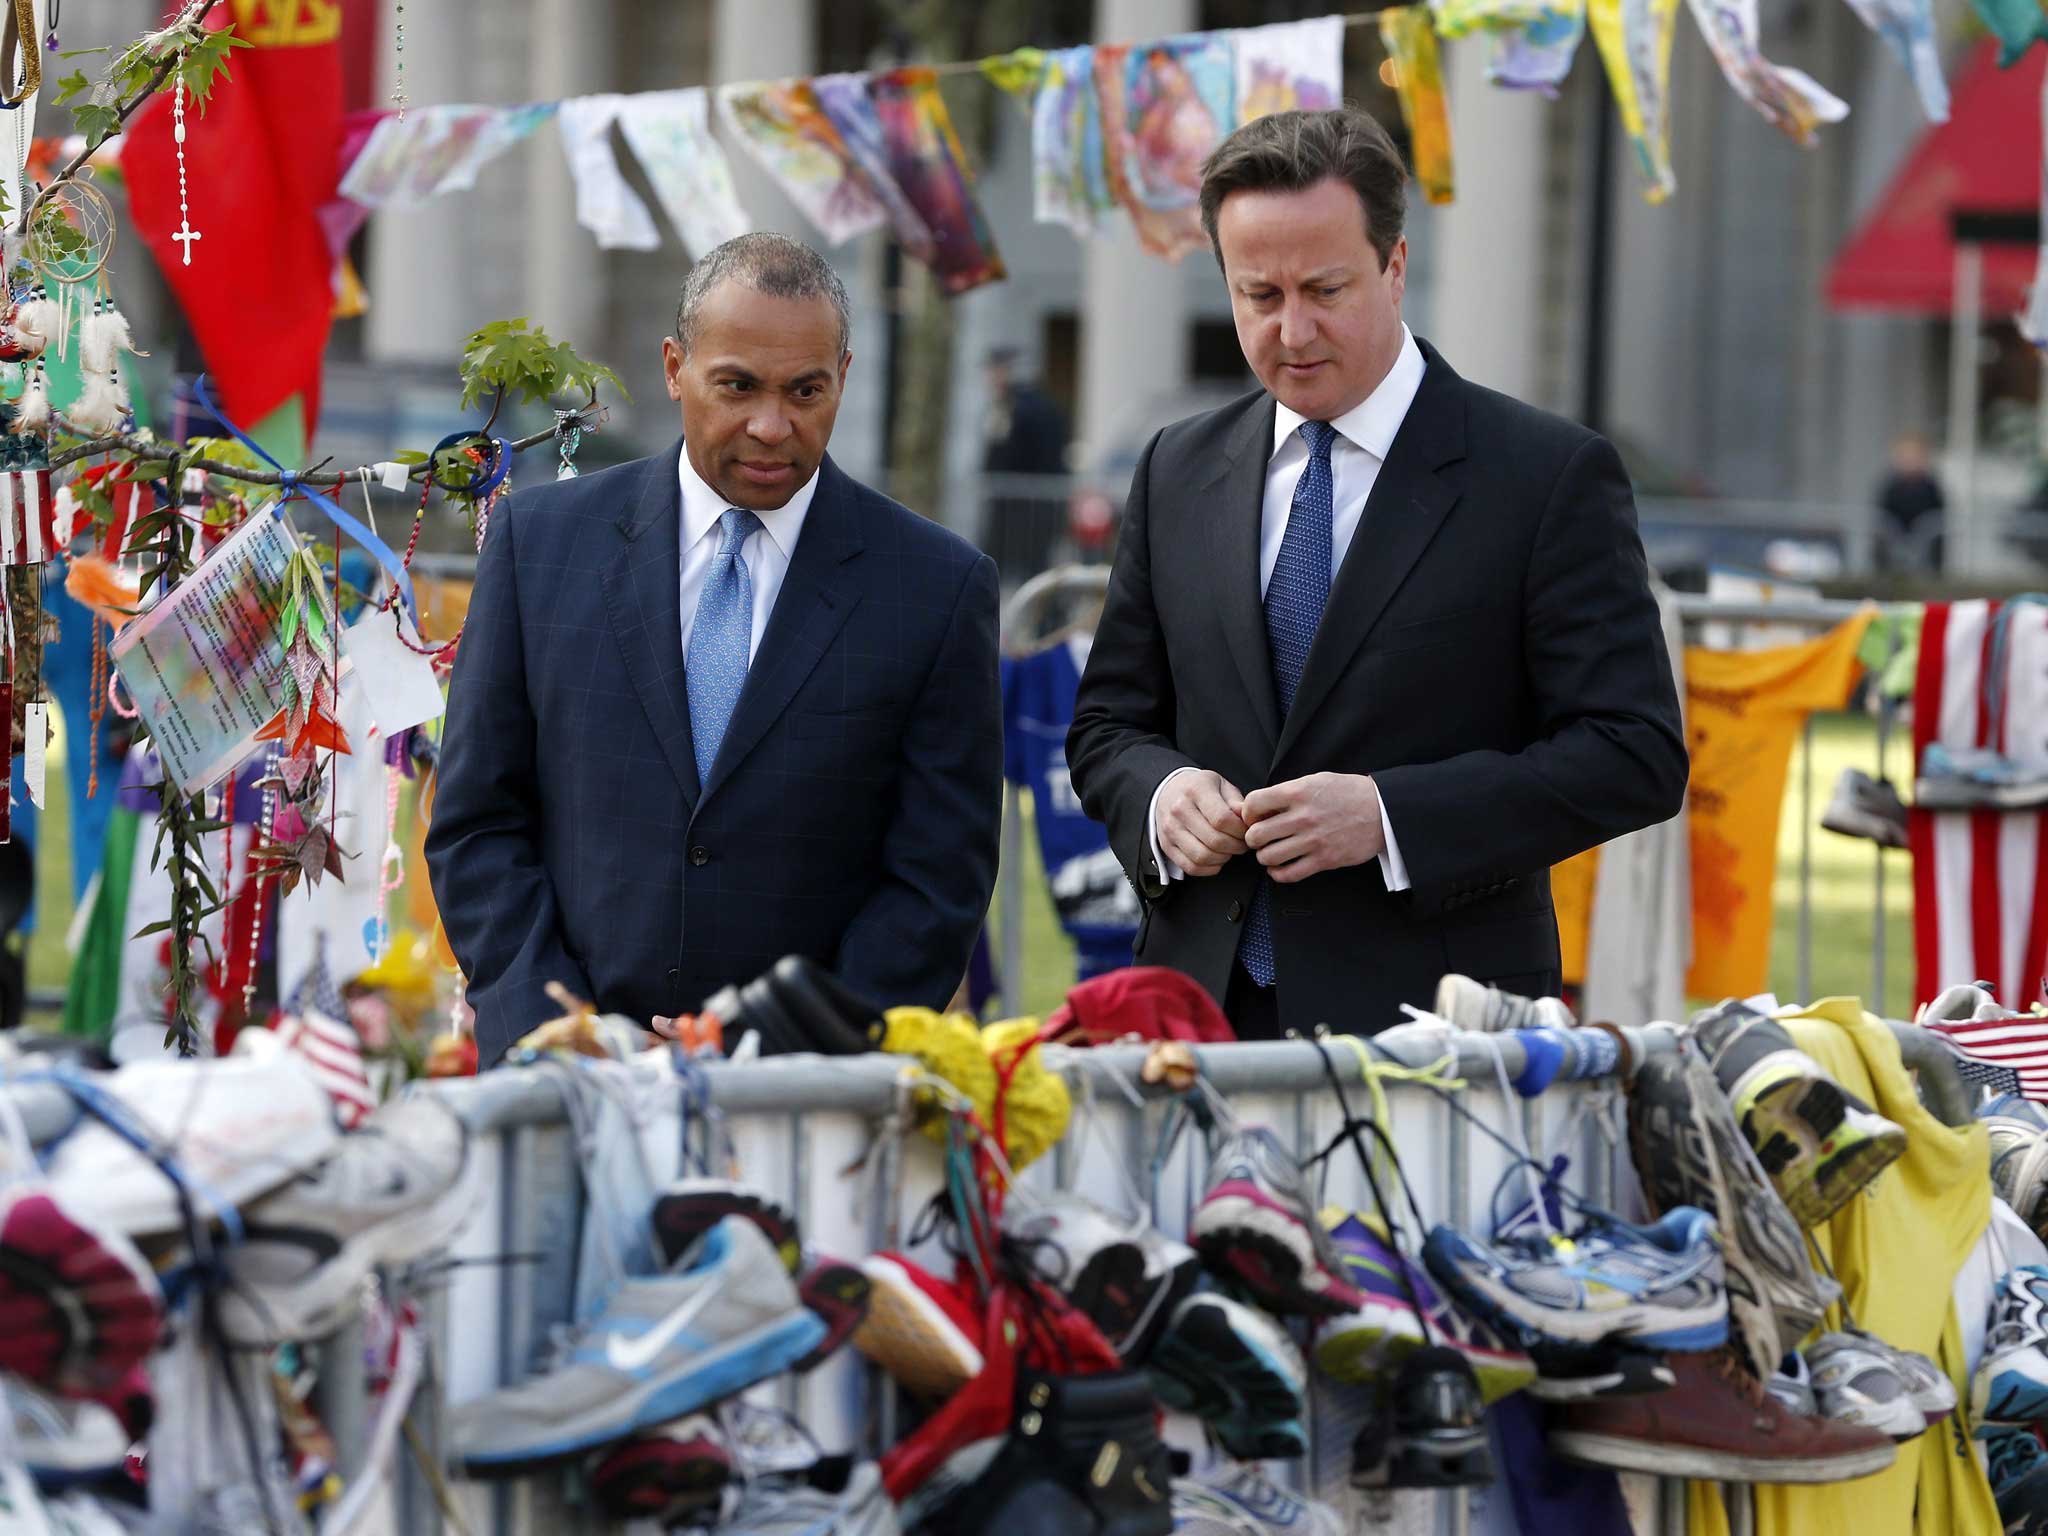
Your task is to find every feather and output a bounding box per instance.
[48,484,75,547]
[14,290,60,360]
[79,301,138,375]
[64,369,123,434]
[13,364,49,434]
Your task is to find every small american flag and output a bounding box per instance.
[275,950,378,1129]
[1922,1012,2048,1100]
[0,469,55,566]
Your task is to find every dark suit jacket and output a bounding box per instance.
[426,441,1002,1065]
[1067,340,1688,1035]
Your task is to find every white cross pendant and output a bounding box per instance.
[172,222,200,264]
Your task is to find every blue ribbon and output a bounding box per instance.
[190,374,419,624]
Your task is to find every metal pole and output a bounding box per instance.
[999,783,1025,1017]
[1947,243,1984,579]
[1799,715,1814,1003]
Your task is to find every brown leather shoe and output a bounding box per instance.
[1548,1347,1897,1483]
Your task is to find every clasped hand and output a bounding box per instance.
[1155,769,1384,884]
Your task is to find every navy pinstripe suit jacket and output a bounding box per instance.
[426,440,1002,1066]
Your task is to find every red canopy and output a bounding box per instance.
[1826,41,2044,314]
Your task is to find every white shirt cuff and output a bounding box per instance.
[1147,766,1199,882]
[1378,792,1411,892]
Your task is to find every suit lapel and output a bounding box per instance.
[1272,349,1466,768]
[601,439,701,809]
[699,456,865,805]
[1204,396,1282,752]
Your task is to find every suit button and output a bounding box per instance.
[1227,900,1243,923]
[689,846,710,867]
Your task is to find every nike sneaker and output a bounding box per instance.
[1171,1462,1344,1534]
[1315,1210,1536,1402]
[0,1186,163,1398]
[450,1216,825,1474]
[1148,1292,1308,1461]
[1986,1428,2048,1536]
[650,1178,801,1274]
[1690,1001,1905,1228]
[1423,1207,1727,1357]
[851,1254,984,1401]
[586,1416,730,1524]
[1973,1266,2048,1429]
[1628,1050,1834,1381]
[1191,1126,1366,1319]
[216,1095,474,1346]
[1434,974,1575,1032]
[1804,1332,1927,1442]
[1005,1193,1199,1363]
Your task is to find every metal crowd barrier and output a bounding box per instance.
[330,1018,1964,1536]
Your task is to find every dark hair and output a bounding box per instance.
[1198,107,1408,272]
[674,232,851,358]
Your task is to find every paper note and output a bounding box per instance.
[342,606,446,737]
[23,702,43,809]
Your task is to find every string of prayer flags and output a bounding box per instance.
[1487,8,1588,95]
[1839,0,1950,119]
[1685,0,1849,144]
[868,69,1008,296]
[1233,17,1344,122]
[1378,8,1457,207]
[812,73,939,261]
[1430,0,1557,37]
[980,48,1047,100]
[338,103,557,209]
[715,79,888,246]
[613,90,751,259]
[1588,0,1681,202]
[1032,46,1111,234]
[558,95,662,252]
[1964,0,2048,65]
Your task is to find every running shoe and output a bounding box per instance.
[1434,974,1576,1032]
[216,1095,474,1346]
[650,1178,801,1274]
[851,1254,984,1401]
[1690,1001,1905,1228]
[1525,1342,1678,1402]
[720,1460,901,1535]
[1804,1332,1927,1442]
[1006,1193,1199,1363]
[1821,767,1909,849]
[1985,1110,2048,1241]
[1974,1266,2048,1429]
[0,1186,163,1399]
[586,1416,730,1524]
[1352,1346,1495,1489]
[1315,1209,1536,1402]
[8,1379,132,1489]
[1628,1050,1834,1382]
[1172,1462,1344,1534]
[1986,1428,2048,1536]
[1919,982,1999,1023]
[1765,1353,1817,1418]
[792,1257,868,1372]
[1191,1126,1366,1319]
[1148,1292,1307,1461]
[1422,1208,1728,1355]
[450,1216,826,1474]
[1846,1329,1956,1425]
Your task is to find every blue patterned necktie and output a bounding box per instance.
[686,506,762,784]
[1240,419,1338,988]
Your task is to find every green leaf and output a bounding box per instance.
[178,27,250,114]
[74,102,121,152]
[124,458,174,481]
[51,69,92,108]
[56,46,109,60]
[133,918,173,939]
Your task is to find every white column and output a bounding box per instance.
[1425,39,1548,399]
[712,0,818,235]
[1077,0,1196,472]
[364,0,469,361]
[525,0,614,355]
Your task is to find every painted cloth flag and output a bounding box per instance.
[716,79,887,246]
[812,73,937,261]
[981,48,1047,100]
[1233,17,1344,122]
[1032,46,1109,233]
[1489,8,1589,94]
[338,102,556,209]
[868,68,1007,295]
[1379,8,1457,206]
[558,95,661,251]
[1092,40,1226,262]
[614,89,751,258]
[0,471,55,567]
[1686,0,1849,143]
[1840,0,1950,119]
[1588,0,1681,202]
[1966,0,2048,65]
[1910,601,2048,1010]
[1921,1011,2048,1099]
[1432,0,1558,36]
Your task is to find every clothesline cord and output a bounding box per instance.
[920,10,1385,78]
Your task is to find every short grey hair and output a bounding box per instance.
[674,232,852,358]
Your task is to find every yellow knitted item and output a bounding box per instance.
[982,1017,1072,1172]
[879,1007,1071,1171]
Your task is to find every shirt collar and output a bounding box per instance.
[1272,325,1427,463]
[677,443,820,559]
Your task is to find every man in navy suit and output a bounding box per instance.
[427,233,1002,1065]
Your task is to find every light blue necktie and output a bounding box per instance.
[1240,420,1337,988]
[686,506,762,785]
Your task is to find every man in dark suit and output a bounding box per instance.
[1067,109,1687,1040]
[428,233,1002,1065]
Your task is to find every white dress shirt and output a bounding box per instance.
[676,446,818,660]
[1149,325,1428,895]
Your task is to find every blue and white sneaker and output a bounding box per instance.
[1148,1292,1308,1461]
[1916,745,2048,812]
[1986,1428,2048,1536]
[1421,1208,1728,1353]
[1171,1462,1344,1533]
[451,1216,826,1474]
[1974,1266,2048,1431]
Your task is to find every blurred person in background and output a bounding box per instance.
[982,346,1071,577]
[1875,431,1945,573]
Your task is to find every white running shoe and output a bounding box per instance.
[1435,974,1575,1033]
[1805,1333,1928,1442]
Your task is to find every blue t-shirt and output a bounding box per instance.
[1002,639,1139,978]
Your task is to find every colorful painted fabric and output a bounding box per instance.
[1032,45,1107,233]
[714,79,886,246]
[1685,0,1848,143]
[557,95,659,251]
[1488,3,1588,93]
[1966,0,2048,65]
[1432,0,1558,36]
[1093,37,1231,261]
[614,88,750,259]
[812,72,936,262]
[1233,16,1343,123]
[868,68,1007,295]
[338,102,556,208]
[1379,7,1456,206]
[1840,0,1950,119]
[980,47,1046,100]
[1587,0,1680,202]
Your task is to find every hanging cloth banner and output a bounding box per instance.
[811,73,938,261]
[868,68,1008,296]
[1031,45,1107,234]
[1685,0,1849,144]
[1588,0,1680,202]
[1964,0,2048,65]
[1379,8,1457,206]
[1430,0,1557,37]
[980,47,1046,100]
[1488,7,1588,95]
[1839,0,1950,120]
[1093,38,1232,262]
[557,94,661,251]
[338,102,558,209]
[715,79,888,246]
[1233,16,1345,121]
[613,89,752,259]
